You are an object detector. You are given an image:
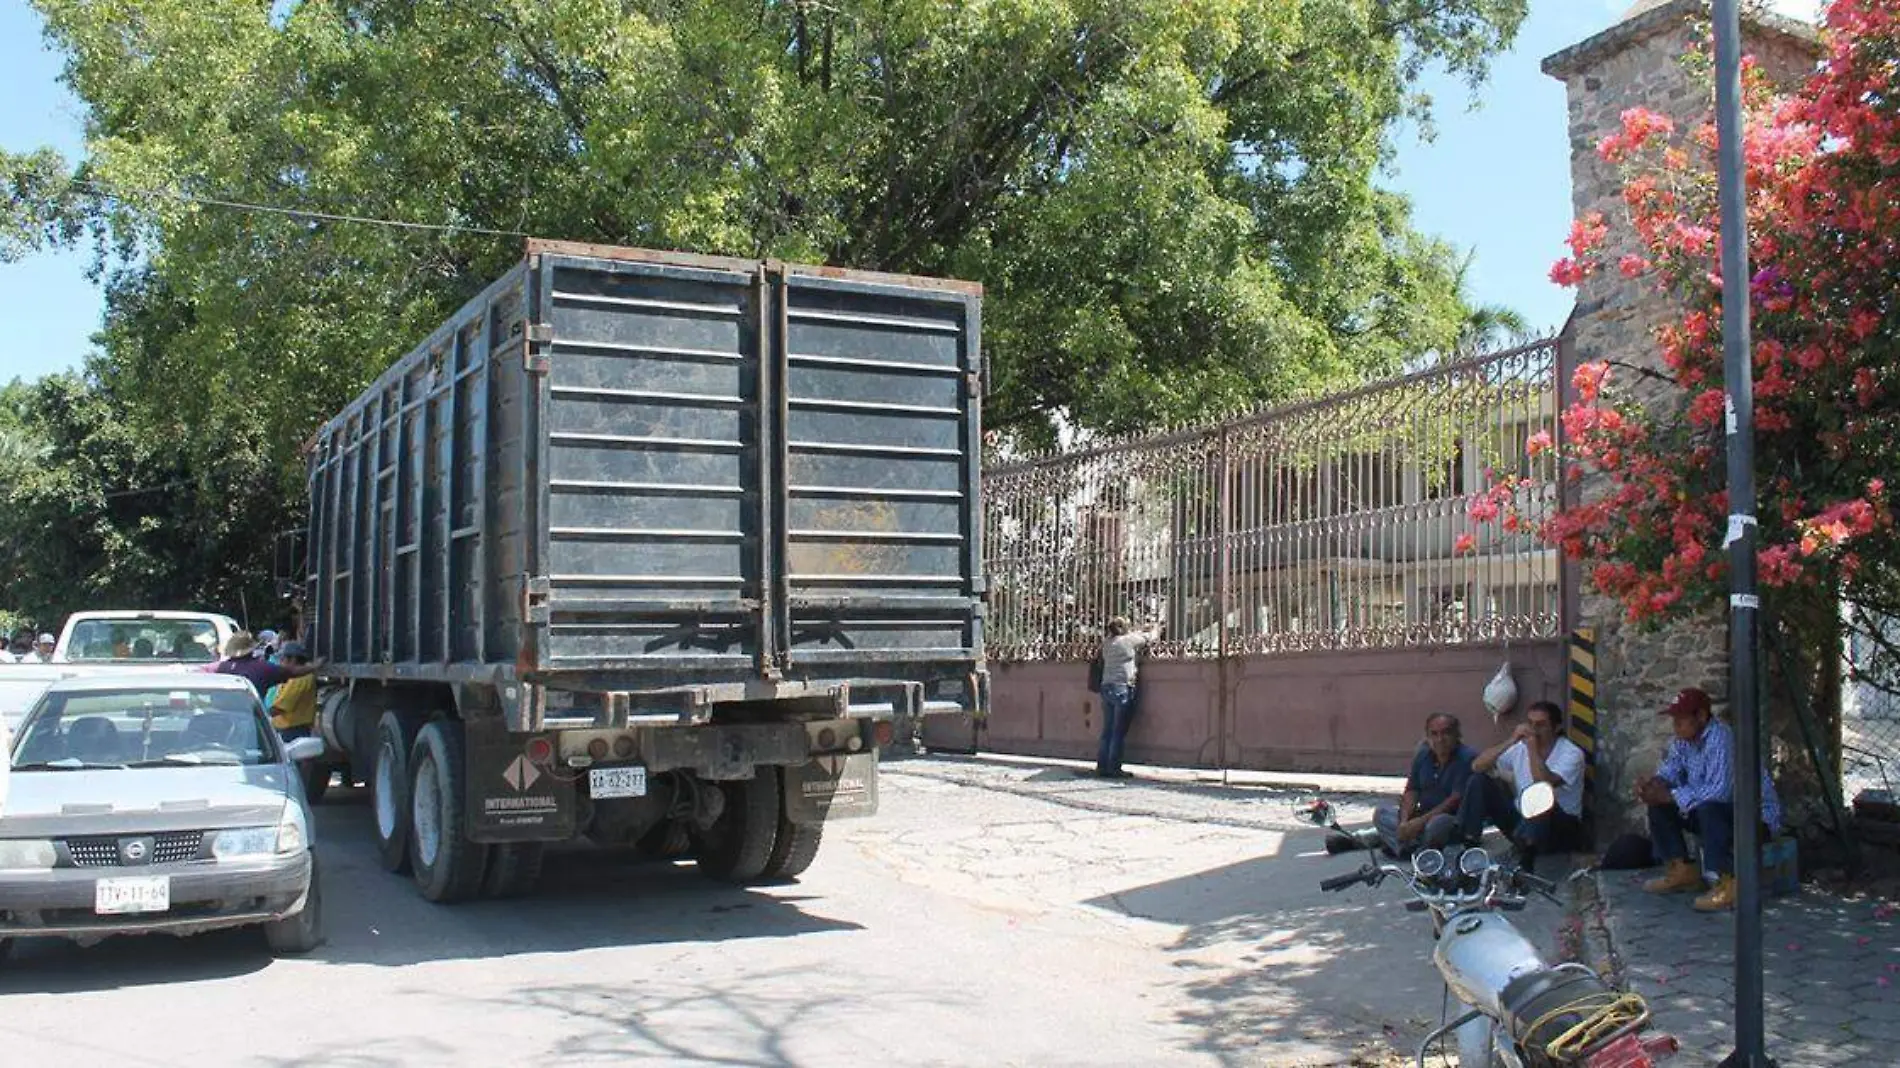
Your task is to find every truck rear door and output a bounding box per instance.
[532,252,982,678]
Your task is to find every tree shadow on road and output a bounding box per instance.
[1085,825,1568,1067]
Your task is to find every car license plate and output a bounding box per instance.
[589,765,647,799]
[95,876,171,915]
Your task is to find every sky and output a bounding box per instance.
[0,0,1826,387]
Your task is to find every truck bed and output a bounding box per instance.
[304,242,986,716]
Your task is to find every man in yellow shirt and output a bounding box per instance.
[269,642,318,741]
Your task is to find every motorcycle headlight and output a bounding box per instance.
[0,839,56,870]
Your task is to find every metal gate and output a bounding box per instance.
[961,341,1569,773]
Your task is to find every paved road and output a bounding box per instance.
[0,757,1566,1067]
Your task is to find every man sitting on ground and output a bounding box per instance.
[1373,712,1474,858]
[1460,700,1587,870]
[1637,686,1782,913]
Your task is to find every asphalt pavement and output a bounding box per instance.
[0,756,1569,1067]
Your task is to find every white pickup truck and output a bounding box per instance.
[0,610,243,731]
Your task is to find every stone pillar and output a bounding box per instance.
[1542,0,1821,835]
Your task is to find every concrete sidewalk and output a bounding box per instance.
[1577,868,1900,1066]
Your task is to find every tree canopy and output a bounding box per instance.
[1,0,1525,623]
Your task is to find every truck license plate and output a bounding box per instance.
[95,876,171,915]
[589,766,647,799]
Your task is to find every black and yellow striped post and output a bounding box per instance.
[1568,628,1598,786]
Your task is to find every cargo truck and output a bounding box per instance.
[298,241,987,901]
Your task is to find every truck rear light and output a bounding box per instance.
[587,738,610,760]
[817,728,837,750]
[526,737,554,764]
[874,721,894,747]
[613,735,635,758]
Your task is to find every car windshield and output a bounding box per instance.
[8,687,276,770]
[64,618,219,662]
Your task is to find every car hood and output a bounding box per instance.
[0,765,292,836]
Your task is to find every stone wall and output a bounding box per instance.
[1543,0,1822,834]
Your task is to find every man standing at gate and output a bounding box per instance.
[1095,616,1160,779]
[1374,713,1474,857]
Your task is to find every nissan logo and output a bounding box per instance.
[121,839,149,863]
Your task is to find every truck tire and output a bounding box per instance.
[407,719,489,903]
[482,842,545,899]
[761,770,824,880]
[263,859,324,955]
[694,774,780,883]
[302,761,332,805]
[371,710,425,873]
[636,820,693,861]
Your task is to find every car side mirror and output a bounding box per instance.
[284,736,325,763]
[1519,781,1556,820]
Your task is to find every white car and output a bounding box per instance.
[1,611,243,736]
[0,673,323,959]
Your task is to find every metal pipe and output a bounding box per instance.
[1712,2,1772,1064]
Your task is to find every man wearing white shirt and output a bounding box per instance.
[1459,700,1588,871]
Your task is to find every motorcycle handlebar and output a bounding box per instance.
[1320,867,1373,892]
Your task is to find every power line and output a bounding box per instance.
[70,179,528,239]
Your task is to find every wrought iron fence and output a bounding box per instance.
[1842,609,1900,804]
[984,341,1565,661]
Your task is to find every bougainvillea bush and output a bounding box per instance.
[1475,0,1900,673]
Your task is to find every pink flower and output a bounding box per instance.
[1454,533,1477,556]
[1572,362,1611,403]
[1550,258,1587,287]
[1526,430,1553,458]
[1619,254,1650,278]
[1619,107,1676,149]
[1568,213,1610,258]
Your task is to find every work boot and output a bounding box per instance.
[1693,874,1737,912]
[1643,859,1703,895]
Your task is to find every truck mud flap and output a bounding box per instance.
[784,752,878,825]
[465,720,576,843]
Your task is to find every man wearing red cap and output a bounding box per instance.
[1636,686,1782,912]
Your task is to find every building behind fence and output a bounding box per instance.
[984,341,1567,663]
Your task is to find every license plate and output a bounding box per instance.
[95,876,171,915]
[589,765,647,799]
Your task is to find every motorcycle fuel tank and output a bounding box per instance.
[1433,910,1549,1019]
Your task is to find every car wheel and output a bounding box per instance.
[263,861,324,955]
[693,774,780,883]
[482,842,546,899]
[407,719,489,903]
[371,710,424,873]
[761,770,824,880]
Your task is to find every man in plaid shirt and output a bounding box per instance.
[1637,686,1782,912]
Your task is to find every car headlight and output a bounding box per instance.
[276,807,308,854]
[212,826,277,860]
[214,807,307,860]
[0,839,57,870]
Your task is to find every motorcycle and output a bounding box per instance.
[1308,783,1679,1068]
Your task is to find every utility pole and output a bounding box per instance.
[1712,2,1773,1065]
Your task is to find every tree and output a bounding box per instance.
[7,0,1524,441]
[0,0,1526,611]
